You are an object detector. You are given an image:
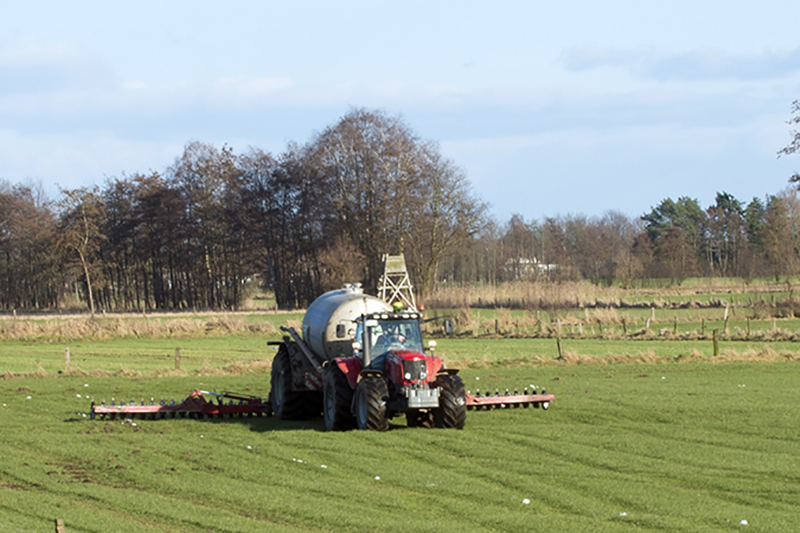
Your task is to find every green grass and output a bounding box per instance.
[3,333,800,376]
[1,362,799,532]
[0,337,282,374]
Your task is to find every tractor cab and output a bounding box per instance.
[354,312,425,372]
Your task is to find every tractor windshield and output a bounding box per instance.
[358,319,423,357]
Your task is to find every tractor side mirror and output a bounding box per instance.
[427,340,437,352]
[444,318,454,336]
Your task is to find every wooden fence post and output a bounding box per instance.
[712,329,719,357]
[55,518,65,533]
[556,336,563,360]
[175,348,181,370]
[65,348,70,371]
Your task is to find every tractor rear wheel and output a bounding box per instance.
[355,376,389,431]
[433,374,467,429]
[270,348,318,420]
[323,363,355,431]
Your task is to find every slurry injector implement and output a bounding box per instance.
[90,390,270,420]
[465,386,555,410]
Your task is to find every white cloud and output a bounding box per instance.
[0,39,83,67]
[0,128,180,195]
[443,121,745,167]
[0,38,115,96]
[562,45,800,81]
[213,76,294,95]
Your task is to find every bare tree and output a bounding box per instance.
[306,109,421,288]
[57,187,105,316]
[762,190,800,281]
[305,108,486,296]
[403,150,487,295]
[241,145,332,308]
[0,182,59,309]
[779,100,800,185]
[169,141,249,309]
[656,227,696,284]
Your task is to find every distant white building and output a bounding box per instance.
[503,257,558,280]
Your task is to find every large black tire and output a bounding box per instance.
[323,363,355,431]
[354,376,389,431]
[433,374,467,429]
[406,409,434,428]
[270,349,320,420]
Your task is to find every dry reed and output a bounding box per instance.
[0,315,280,342]
[427,280,796,312]
[451,345,800,369]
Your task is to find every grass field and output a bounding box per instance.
[1,296,800,532]
[1,351,799,531]
[0,336,278,375]
[3,334,800,377]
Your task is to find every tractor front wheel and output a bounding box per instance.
[433,374,467,429]
[355,376,389,431]
[323,363,355,431]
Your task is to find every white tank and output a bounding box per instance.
[302,284,392,360]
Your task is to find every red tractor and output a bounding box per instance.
[322,308,465,431]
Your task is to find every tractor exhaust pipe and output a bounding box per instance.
[361,311,372,368]
[361,297,373,367]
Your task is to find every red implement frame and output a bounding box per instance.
[90,390,272,420]
[465,388,555,410]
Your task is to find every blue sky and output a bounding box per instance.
[2,1,800,221]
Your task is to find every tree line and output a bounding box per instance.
[1,109,485,312]
[2,105,800,312]
[466,190,800,289]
